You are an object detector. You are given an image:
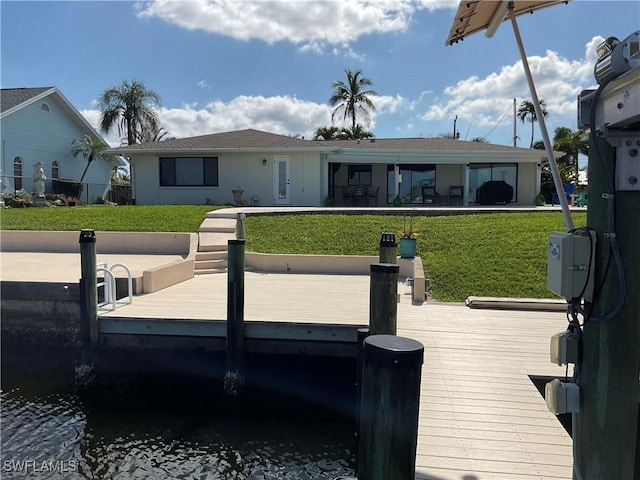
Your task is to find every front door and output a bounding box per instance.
[273,156,290,204]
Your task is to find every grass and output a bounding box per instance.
[1,205,587,302]
[0,205,221,232]
[245,212,587,302]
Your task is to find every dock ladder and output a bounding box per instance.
[97,262,133,312]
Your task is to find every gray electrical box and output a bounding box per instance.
[547,231,596,300]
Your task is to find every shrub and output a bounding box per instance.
[52,178,83,199]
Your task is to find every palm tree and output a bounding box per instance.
[517,99,548,148]
[130,126,174,145]
[313,125,342,140]
[329,69,377,131]
[98,79,162,146]
[341,124,374,140]
[553,126,588,184]
[71,135,112,182]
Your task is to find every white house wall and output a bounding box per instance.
[131,151,322,206]
[517,162,538,204]
[1,94,112,203]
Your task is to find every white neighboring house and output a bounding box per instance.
[109,128,550,207]
[0,87,124,203]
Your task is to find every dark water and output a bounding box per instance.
[1,346,356,479]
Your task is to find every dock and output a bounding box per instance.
[98,271,573,479]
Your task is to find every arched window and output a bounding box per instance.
[51,161,59,179]
[14,157,23,191]
[40,103,50,111]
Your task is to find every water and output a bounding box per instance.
[1,345,356,479]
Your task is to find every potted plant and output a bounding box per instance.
[398,215,417,258]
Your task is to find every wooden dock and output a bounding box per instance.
[99,271,573,479]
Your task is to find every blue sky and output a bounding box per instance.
[2,1,638,150]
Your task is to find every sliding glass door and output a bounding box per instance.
[387,164,436,204]
[469,163,517,202]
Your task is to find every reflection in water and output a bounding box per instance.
[1,346,355,479]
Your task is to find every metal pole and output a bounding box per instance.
[507,4,574,231]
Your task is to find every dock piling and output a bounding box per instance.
[354,327,370,468]
[357,335,424,480]
[236,213,246,240]
[79,229,98,358]
[378,232,397,264]
[369,263,399,335]
[224,239,246,395]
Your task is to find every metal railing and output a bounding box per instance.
[97,262,133,312]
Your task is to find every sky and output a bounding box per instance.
[2,0,639,154]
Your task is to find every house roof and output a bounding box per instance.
[1,86,126,167]
[316,136,533,153]
[109,128,543,157]
[109,129,312,154]
[0,87,56,114]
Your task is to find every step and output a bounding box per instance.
[194,268,227,275]
[199,218,236,233]
[195,251,227,262]
[195,259,228,270]
[198,232,236,251]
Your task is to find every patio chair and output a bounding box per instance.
[421,186,440,205]
[551,183,575,206]
[342,187,355,206]
[574,191,587,207]
[449,185,464,206]
[365,186,379,206]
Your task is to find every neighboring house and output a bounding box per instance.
[0,87,123,203]
[109,128,551,207]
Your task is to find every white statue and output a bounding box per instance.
[33,162,46,198]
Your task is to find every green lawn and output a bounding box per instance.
[1,205,586,302]
[244,212,587,302]
[0,205,220,232]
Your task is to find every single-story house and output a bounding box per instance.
[108,128,552,207]
[0,87,123,203]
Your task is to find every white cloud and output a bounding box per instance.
[421,36,605,135]
[136,0,455,53]
[83,95,332,143]
[197,80,209,89]
[81,92,407,145]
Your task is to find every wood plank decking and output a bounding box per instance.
[100,272,573,479]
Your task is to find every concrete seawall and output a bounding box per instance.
[1,231,198,344]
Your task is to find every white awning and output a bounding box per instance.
[445,0,569,46]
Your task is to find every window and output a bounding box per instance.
[40,103,50,111]
[13,157,23,190]
[469,163,518,202]
[348,164,371,186]
[51,161,59,179]
[159,157,218,186]
[387,164,436,204]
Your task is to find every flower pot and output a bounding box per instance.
[399,237,417,258]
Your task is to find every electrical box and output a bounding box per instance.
[547,231,596,301]
[545,379,580,415]
[550,330,579,366]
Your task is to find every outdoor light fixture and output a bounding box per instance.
[262,158,267,166]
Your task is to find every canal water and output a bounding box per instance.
[1,345,356,479]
